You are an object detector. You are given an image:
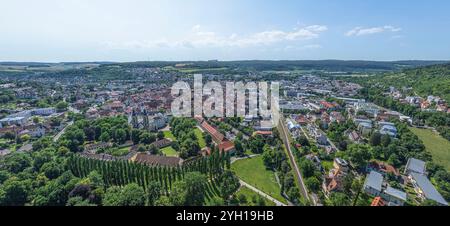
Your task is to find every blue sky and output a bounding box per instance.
[1,0,449,62]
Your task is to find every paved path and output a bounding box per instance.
[53,121,73,142]
[278,115,312,205]
[239,180,287,206]
[231,154,260,164]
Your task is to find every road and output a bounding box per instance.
[278,115,312,205]
[239,180,287,206]
[53,121,73,142]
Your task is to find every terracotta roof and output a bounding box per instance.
[371,197,386,206]
[201,121,224,143]
[254,131,273,136]
[218,140,235,153]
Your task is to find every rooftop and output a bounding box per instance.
[364,171,383,192]
[384,186,407,201]
[405,158,426,175]
[410,172,448,206]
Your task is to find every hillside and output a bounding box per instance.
[378,63,450,102]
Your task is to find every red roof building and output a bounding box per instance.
[200,121,224,143]
[371,197,386,206]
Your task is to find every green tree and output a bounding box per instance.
[146,181,162,206]
[56,101,68,112]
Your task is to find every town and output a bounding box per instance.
[1,61,448,207]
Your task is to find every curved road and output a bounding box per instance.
[239,180,287,206]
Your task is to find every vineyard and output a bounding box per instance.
[67,150,231,193]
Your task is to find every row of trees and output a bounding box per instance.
[67,148,231,193]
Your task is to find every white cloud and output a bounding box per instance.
[346,25,401,36]
[103,24,327,50]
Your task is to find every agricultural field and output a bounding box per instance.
[410,127,450,171]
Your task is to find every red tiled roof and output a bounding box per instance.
[320,101,335,109]
[254,131,273,136]
[201,121,224,143]
[218,140,235,153]
[371,197,386,206]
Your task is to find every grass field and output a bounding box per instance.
[161,146,178,157]
[194,128,206,148]
[321,160,334,172]
[235,187,275,206]
[163,131,177,141]
[108,146,130,157]
[231,155,287,204]
[410,127,450,171]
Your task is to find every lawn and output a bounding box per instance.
[161,146,178,157]
[194,128,206,148]
[235,187,275,206]
[163,131,177,141]
[321,160,334,172]
[409,127,450,171]
[231,155,287,204]
[108,147,130,157]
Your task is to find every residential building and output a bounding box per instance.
[404,158,427,175]
[363,171,383,197]
[408,172,448,206]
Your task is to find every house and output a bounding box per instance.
[371,197,386,206]
[200,121,224,143]
[354,102,379,117]
[347,131,362,143]
[316,134,329,145]
[218,140,236,155]
[320,101,337,111]
[357,122,372,136]
[382,186,407,206]
[379,125,397,138]
[32,108,56,116]
[296,115,308,126]
[408,172,448,206]
[0,116,27,127]
[363,171,383,197]
[322,169,346,196]
[334,158,349,173]
[404,158,426,175]
[148,113,168,131]
[330,111,345,124]
[253,131,273,137]
[366,161,399,176]
[18,125,46,138]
